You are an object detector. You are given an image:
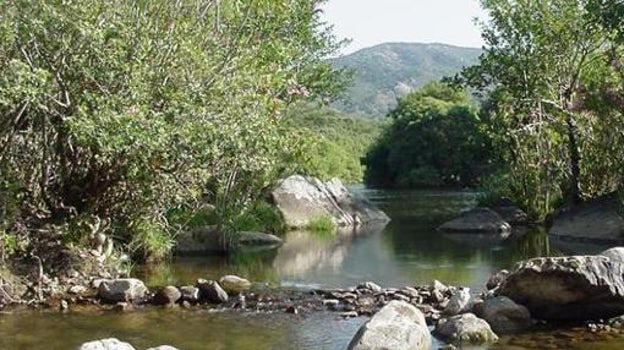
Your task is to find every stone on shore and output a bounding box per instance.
[437,208,511,235]
[97,279,148,303]
[271,175,390,228]
[77,338,135,350]
[498,255,624,320]
[474,296,531,333]
[433,313,498,345]
[219,275,251,294]
[347,300,431,350]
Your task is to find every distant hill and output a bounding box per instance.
[331,42,482,117]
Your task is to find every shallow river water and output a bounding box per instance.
[1,189,624,349]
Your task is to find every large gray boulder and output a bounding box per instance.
[218,275,251,294]
[347,300,431,350]
[77,338,135,350]
[97,279,148,303]
[498,255,624,321]
[271,175,389,228]
[474,296,531,333]
[433,313,498,345]
[549,194,624,245]
[437,208,511,235]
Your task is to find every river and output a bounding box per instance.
[1,189,623,349]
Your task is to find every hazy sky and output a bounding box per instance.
[322,0,486,54]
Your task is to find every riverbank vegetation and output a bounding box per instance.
[0,0,350,277]
[364,0,624,221]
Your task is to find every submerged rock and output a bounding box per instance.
[437,208,511,235]
[433,313,498,345]
[97,279,148,303]
[347,300,431,350]
[77,338,135,350]
[474,296,531,333]
[498,255,624,321]
[271,175,390,228]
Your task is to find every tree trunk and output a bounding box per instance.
[566,116,581,205]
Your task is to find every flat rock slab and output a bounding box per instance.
[437,208,511,235]
[498,255,624,321]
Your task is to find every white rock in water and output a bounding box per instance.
[77,338,135,350]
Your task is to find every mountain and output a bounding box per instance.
[331,42,482,118]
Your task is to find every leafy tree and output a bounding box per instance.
[363,82,494,188]
[461,0,623,218]
[0,0,348,263]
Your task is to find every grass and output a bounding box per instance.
[305,214,336,235]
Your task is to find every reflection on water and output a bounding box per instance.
[3,189,624,349]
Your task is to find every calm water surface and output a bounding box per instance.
[1,189,623,349]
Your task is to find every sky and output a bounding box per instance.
[321,0,486,54]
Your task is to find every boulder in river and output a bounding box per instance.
[152,286,182,306]
[77,338,135,350]
[497,255,624,321]
[437,208,511,235]
[433,313,498,345]
[97,279,148,303]
[196,279,229,304]
[549,194,624,245]
[219,275,251,294]
[146,346,180,350]
[347,300,431,350]
[271,175,390,229]
[473,296,531,333]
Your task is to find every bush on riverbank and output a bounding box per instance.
[0,0,348,278]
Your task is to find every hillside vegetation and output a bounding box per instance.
[332,43,481,117]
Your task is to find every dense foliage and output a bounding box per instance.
[363,82,494,188]
[0,0,348,262]
[285,103,382,183]
[459,0,624,219]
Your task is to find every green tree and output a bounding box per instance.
[0,0,348,262]
[363,82,494,188]
[461,0,623,218]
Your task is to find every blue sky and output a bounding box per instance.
[321,0,486,54]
